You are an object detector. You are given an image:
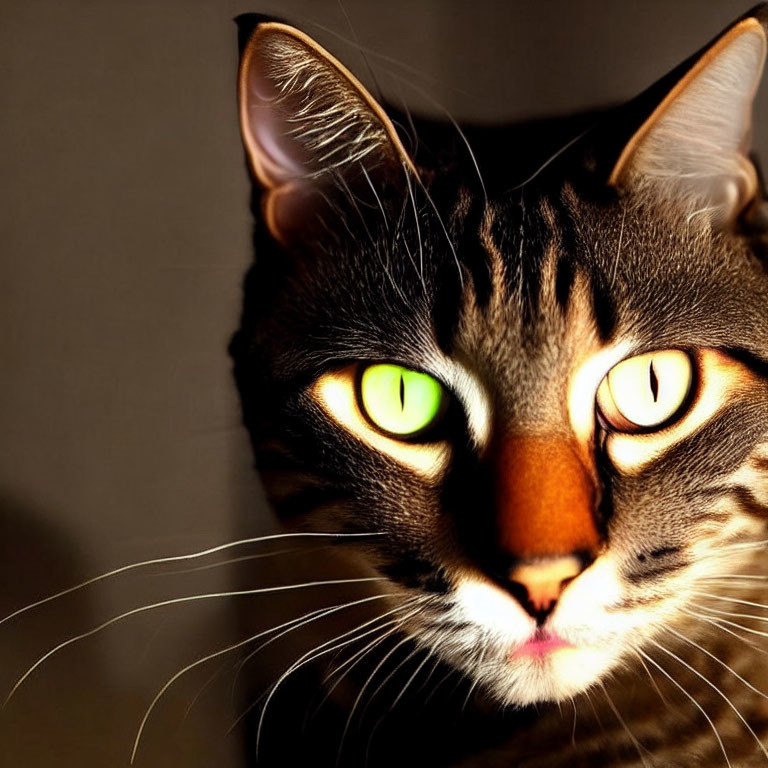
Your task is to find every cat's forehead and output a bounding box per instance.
[456,182,768,347]
[390,178,764,421]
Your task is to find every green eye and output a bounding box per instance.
[358,364,446,438]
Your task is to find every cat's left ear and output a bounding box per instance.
[609,8,768,226]
[237,17,417,244]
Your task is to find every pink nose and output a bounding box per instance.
[508,555,586,620]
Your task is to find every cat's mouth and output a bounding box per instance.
[511,629,573,659]
[436,564,635,705]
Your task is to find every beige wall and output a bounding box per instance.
[0,1,761,766]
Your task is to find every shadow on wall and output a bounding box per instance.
[0,491,250,768]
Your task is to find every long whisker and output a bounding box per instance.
[252,597,428,758]
[422,660,461,707]
[182,662,228,723]
[635,651,672,708]
[360,645,433,767]
[666,626,768,702]
[461,635,490,714]
[317,621,404,706]
[336,632,416,766]
[0,531,383,627]
[600,683,650,768]
[690,604,768,635]
[238,612,403,742]
[302,620,409,730]
[413,173,464,285]
[692,591,768,611]
[411,651,443,698]
[404,170,426,289]
[129,592,395,764]
[4,575,385,705]
[509,124,596,191]
[357,636,421,724]
[386,75,487,201]
[694,605,768,624]
[388,646,433,712]
[231,592,412,697]
[155,547,326,576]
[683,608,768,654]
[648,639,768,762]
[691,603,768,637]
[701,574,768,582]
[635,649,731,768]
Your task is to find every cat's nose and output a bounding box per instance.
[503,554,591,624]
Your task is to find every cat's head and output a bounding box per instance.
[231,7,768,706]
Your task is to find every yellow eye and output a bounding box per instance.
[596,350,693,432]
[358,364,446,438]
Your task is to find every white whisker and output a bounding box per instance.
[129,592,394,764]
[310,618,409,719]
[648,639,768,762]
[388,646,433,712]
[635,649,731,768]
[666,626,768,702]
[694,606,768,624]
[0,531,383,627]
[601,683,650,768]
[701,574,768,582]
[357,636,421,724]
[692,591,768,611]
[155,547,323,576]
[635,652,672,708]
[4,575,385,705]
[336,633,415,766]
[683,608,768,654]
[253,597,428,758]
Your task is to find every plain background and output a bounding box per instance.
[1,1,765,766]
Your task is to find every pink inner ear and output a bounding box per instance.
[242,56,311,186]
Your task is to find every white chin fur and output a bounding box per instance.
[496,647,618,705]
[444,571,625,705]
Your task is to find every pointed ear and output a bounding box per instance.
[237,20,416,244]
[609,13,768,226]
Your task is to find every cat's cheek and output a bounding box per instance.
[452,576,535,642]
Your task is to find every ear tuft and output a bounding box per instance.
[238,23,415,242]
[610,18,767,226]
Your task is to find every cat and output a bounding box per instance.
[230,5,768,767]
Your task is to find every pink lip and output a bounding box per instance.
[513,631,572,658]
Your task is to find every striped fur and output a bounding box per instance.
[232,9,768,768]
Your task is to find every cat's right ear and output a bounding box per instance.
[236,18,416,245]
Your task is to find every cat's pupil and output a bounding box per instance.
[649,360,659,402]
[399,373,405,410]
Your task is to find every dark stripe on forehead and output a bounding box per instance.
[455,192,493,310]
[515,197,548,325]
[554,253,576,312]
[589,275,618,342]
[432,190,490,354]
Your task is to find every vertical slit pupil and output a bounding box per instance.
[649,361,659,402]
[399,373,405,410]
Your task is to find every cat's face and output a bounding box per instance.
[232,12,768,707]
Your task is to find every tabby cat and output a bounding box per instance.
[231,5,768,767]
